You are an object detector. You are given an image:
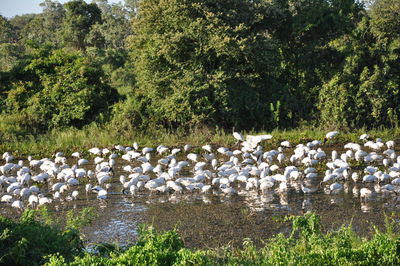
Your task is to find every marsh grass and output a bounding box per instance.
[2,123,400,157]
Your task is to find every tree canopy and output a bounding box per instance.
[0,0,399,136]
[128,0,284,130]
[1,45,118,136]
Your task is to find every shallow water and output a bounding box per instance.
[1,144,400,249]
[80,185,397,249]
[2,178,396,249]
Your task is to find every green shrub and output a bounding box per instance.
[1,45,118,134]
[0,210,83,266]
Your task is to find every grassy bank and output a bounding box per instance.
[1,210,400,265]
[1,124,400,157]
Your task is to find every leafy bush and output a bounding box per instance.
[0,210,83,266]
[47,225,212,265]
[0,45,118,134]
[116,225,185,265]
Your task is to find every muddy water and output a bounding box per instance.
[73,183,398,249]
[1,145,400,249]
[135,188,398,248]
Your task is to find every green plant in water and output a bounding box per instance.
[21,213,400,265]
[66,207,97,231]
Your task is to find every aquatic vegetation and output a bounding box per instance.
[2,208,400,265]
[41,213,400,265]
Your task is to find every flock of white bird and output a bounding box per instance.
[1,130,400,214]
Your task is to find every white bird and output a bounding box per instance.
[301,185,316,194]
[329,183,343,194]
[94,157,104,165]
[97,189,108,199]
[89,147,102,155]
[187,153,199,162]
[2,152,11,160]
[142,147,153,154]
[102,148,111,155]
[12,200,24,209]
[78,158,89,166]
[246,134,272,148]
[97,173,111,185]
[85,184,92,193]
[157,145,169,155]
[71,190,79,200]
[359,134,369,141]
[332,150,338,161]
[133,142,139,150]
[324,131,339,143]
[129,185,138,195]
[360,188,373,201]
[142,162,154,173]
[39,197,52,206]
[202,145,212,153]
[281,141,291,148]
[28,195,38,207]
[363,175,377,183]
[184,144,191,152]
[386,140,395,149]
[1,195,13,203]
[233,132,245,142]
[201,185,212,193]
[67,178,79,185]
[277,153,285,164]
[171,148,181,156]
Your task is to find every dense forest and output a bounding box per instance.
[0,0,399,140]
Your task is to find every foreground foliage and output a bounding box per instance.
[0,209,83,265]
[46,214,400,265]
[2,210,400,265]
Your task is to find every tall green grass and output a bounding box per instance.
[1,123,400,157]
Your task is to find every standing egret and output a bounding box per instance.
[233,131,245,144]
[324,131,339,144]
